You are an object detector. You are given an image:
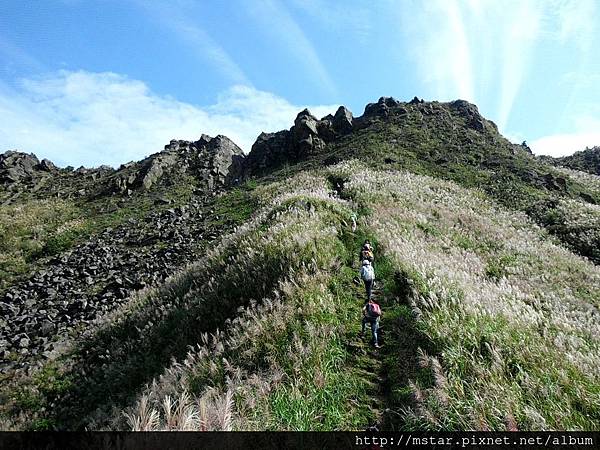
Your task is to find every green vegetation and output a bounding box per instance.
[0,199,87,290]
[4,160,599,431]
[548,146,600,176]
[2,101,600,432]
[332,161,599,430]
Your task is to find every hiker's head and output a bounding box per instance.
[362,260,370,266]
[364,239,370,245]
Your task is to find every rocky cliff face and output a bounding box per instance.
[111,134,245,195]
[0,151,59,189]
[243,106,354,177]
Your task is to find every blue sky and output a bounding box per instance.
[0,0,599,167]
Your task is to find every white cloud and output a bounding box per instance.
[497,1,542,132]
[530,114,600,156]
[552,0,596,52]
[0,70,338,168]
[398,0,474,102]
[530,132,600,157]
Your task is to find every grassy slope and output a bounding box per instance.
[329,161,599,430]
[2,161,598,431]
[269,104,600,264]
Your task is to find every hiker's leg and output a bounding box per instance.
[372,319,379,345]
[366,279,373,300]
[361,317,367,334]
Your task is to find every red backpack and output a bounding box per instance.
[367,302,381,317]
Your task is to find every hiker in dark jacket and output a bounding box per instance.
[360,259,375,301]
[361,298,381,348]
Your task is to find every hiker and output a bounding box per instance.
[360,259,375,301]
[359,240,374,263]
[362,298,382,348]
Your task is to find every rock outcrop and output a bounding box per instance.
[0,151,57,188]
[112,134,245,194]
[449,99,487,132]
[243,106,354,177]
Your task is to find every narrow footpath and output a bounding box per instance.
[343,242,427,431]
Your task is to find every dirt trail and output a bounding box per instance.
[347,261,424,431]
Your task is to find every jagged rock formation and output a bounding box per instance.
[0,151,58,189]
[112,134,245,194]
[243,106,355,177]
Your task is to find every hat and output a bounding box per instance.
[362,260,370,266]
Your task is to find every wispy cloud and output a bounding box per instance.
[0,70,337,167]
[133,1,249,85]
[396,0,597,135]
[289,0,373,45]
[245,0,337,97]
[551,0,596,52]
[496,1,542,132]
[549,0,597,128]
[397,0,542,130]
[0,34,46,76]
[397,0,475,102]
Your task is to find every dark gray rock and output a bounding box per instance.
[332,106,353,134]
[0,151,41,184]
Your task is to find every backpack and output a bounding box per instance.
[361,265,374,281]
[361,249,374,261]
[366,302,381,318]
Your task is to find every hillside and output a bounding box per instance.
[542,146,600,176]
[1,97,599,431]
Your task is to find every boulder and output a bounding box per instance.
[332,106,353,134]
[449,100,487,132]
[0,151,42,184]
[364,96,401,117]
[543,173,567,191]
[39,159,58,172]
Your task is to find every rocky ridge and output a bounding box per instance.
[111,134,245,195]
[1,134,245,205]
[243,105,355,177]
